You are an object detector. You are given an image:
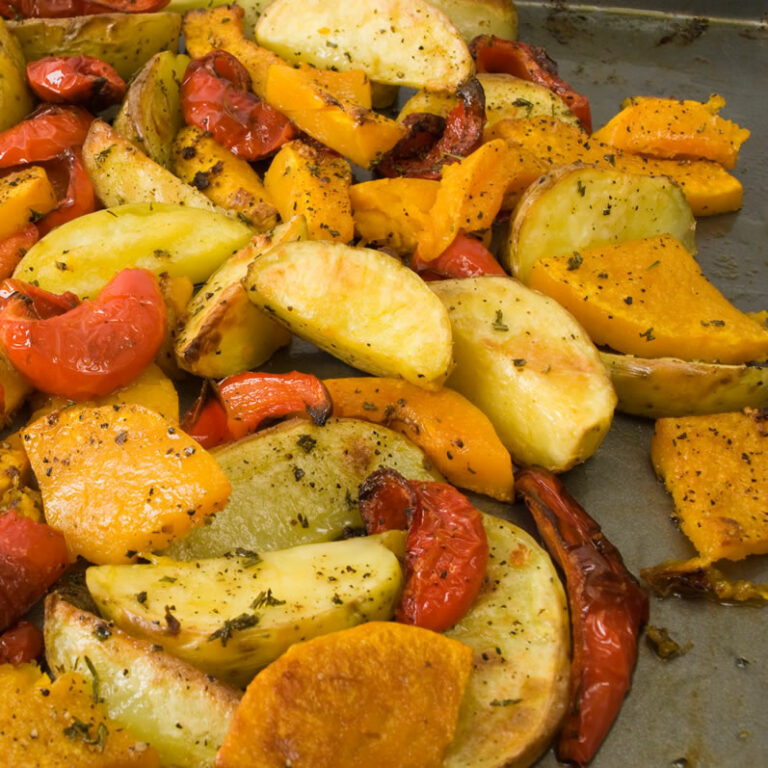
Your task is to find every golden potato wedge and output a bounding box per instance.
[174,219,303,378]
[163,417,440,559]
[24,402,231,564]
[428,0,518,42]
[601,352,768,418]
[14,202,253,299]
[83,119,221,212]
[172,125,278,232]
[0,19,34,132]
[113,51,190,170]
[398,73,580,130]
[445,513,570,768]
[154,272,194,381]
[87,536,404,687]
[431,276,616,472]
[8,12,181,81]
[45,594,240,768]
[256,0,473,92]
[216,622,472,768]
[0,663,161,767]
[506,164,697,283]
[243,240,453,389]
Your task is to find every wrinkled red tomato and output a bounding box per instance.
[36,149,97,236]
[0,225,39,281]
[181,396,232,450]
[411,232,506,280]
[27,56,126,111]
[358,468,417,534]
[181,50,295,161]
[0,620,43,665]
[0,268,166,401]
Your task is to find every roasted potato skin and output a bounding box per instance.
[0,19,34,133]
[428,0,518,42]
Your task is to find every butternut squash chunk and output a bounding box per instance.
[263,141,354,242]
[215,622,472,768]
[0,664,160,767]
[0,166,58,240]
[528,234,768,364]
[487,116,744,216]
[592,94,750,169]
[651,408,768,562]
[349,177,439,255]
[325,377,514,501]
[24,403,231,564]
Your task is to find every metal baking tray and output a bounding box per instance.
[261,3,767,766]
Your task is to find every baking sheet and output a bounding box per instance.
[259,3,768,766]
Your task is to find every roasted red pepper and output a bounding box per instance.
[0,510,69,632]
[377,78,486,179]
[181,393,232,449]
[471,35,592,133]
[0,104,93,168]
[27,56,126,111]
[358,469,488,633]
[2,0,168,19]
[0,225,39,281]
[0,278,79,318]
[0,268,166,401]
[0,620,43,665]
[516,467,649,767]
[411,232,506,280]
[181,50,295,161]
[36,149,97,236]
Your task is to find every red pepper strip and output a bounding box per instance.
[0,225,39,281]
[0,268,166,401]
[181,394,233,450]
[215,371,332,441]
[181,50,295,161]
[377,78,486,179]
[471,35,592,133]
[36,149,97,236]
[515,467,649,767]
[0,620,44,665]
[0,510,69,632]
[3,0,168,18]
[0,278,79,318]
[0,104,93,168]
[27,56,126,111]
[358,467,417,534]
[411,232,506,280]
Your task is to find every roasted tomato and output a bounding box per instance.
[0,621,44,665]
[0,225,39,281]
[0,268,166,401]
[411,233,506,280]
[36,149,98,236]
[358,468,417,534]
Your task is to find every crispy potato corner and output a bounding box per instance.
[216,622,472,768]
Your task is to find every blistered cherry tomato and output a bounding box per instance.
[0,104,92,168]
[37,149,97,236]
[181,50,295,161]
[0,268,166,401]
[0,225,39,281]
[0,510,69,632]
[181,394,232,449]
[358,468,417,534]
[411,233,506,280]
[516,468,649,767]
[471,35,592,133]
[2,0,168,19]
[0,621,43,665]
[27,56,126,111]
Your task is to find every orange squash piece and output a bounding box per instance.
[24,402,231,564]
[325,377,515,501]
[651,408,768,563]
[487,116,744,216]
[0,664,160,767]
[215,622,472,768]
[529,234,768,364]
[592,94,750,169]
[0,166,58,241]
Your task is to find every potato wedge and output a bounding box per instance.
[113,51,190,170]
[14,202,253,299]
[398,73,580,130]
[0,352,34,425]
[155,273,194,381]
[216,622,472,768]
[83,119,221,212]
[506,164,697,283]
[8,12,181,81]
[163,417,439,559]
[428,0,518,42]
[166,0,268,39]
[256,0,473,92]
[0,19,34,132]
[431,276,616,471]
[45,594,240,768]
[243,240,453,389]
[24,402,231,564]
[87,536,404,687]
[174,219,303,378]
[601,352,768,418]
[0,663,161,767]
[445,514,570,768]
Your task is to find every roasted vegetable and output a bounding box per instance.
[0,166,58,241]
[428,0,518,42]
[0,19,34,132]
[431,276,616,472]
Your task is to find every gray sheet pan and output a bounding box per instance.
[260,3,767,767]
